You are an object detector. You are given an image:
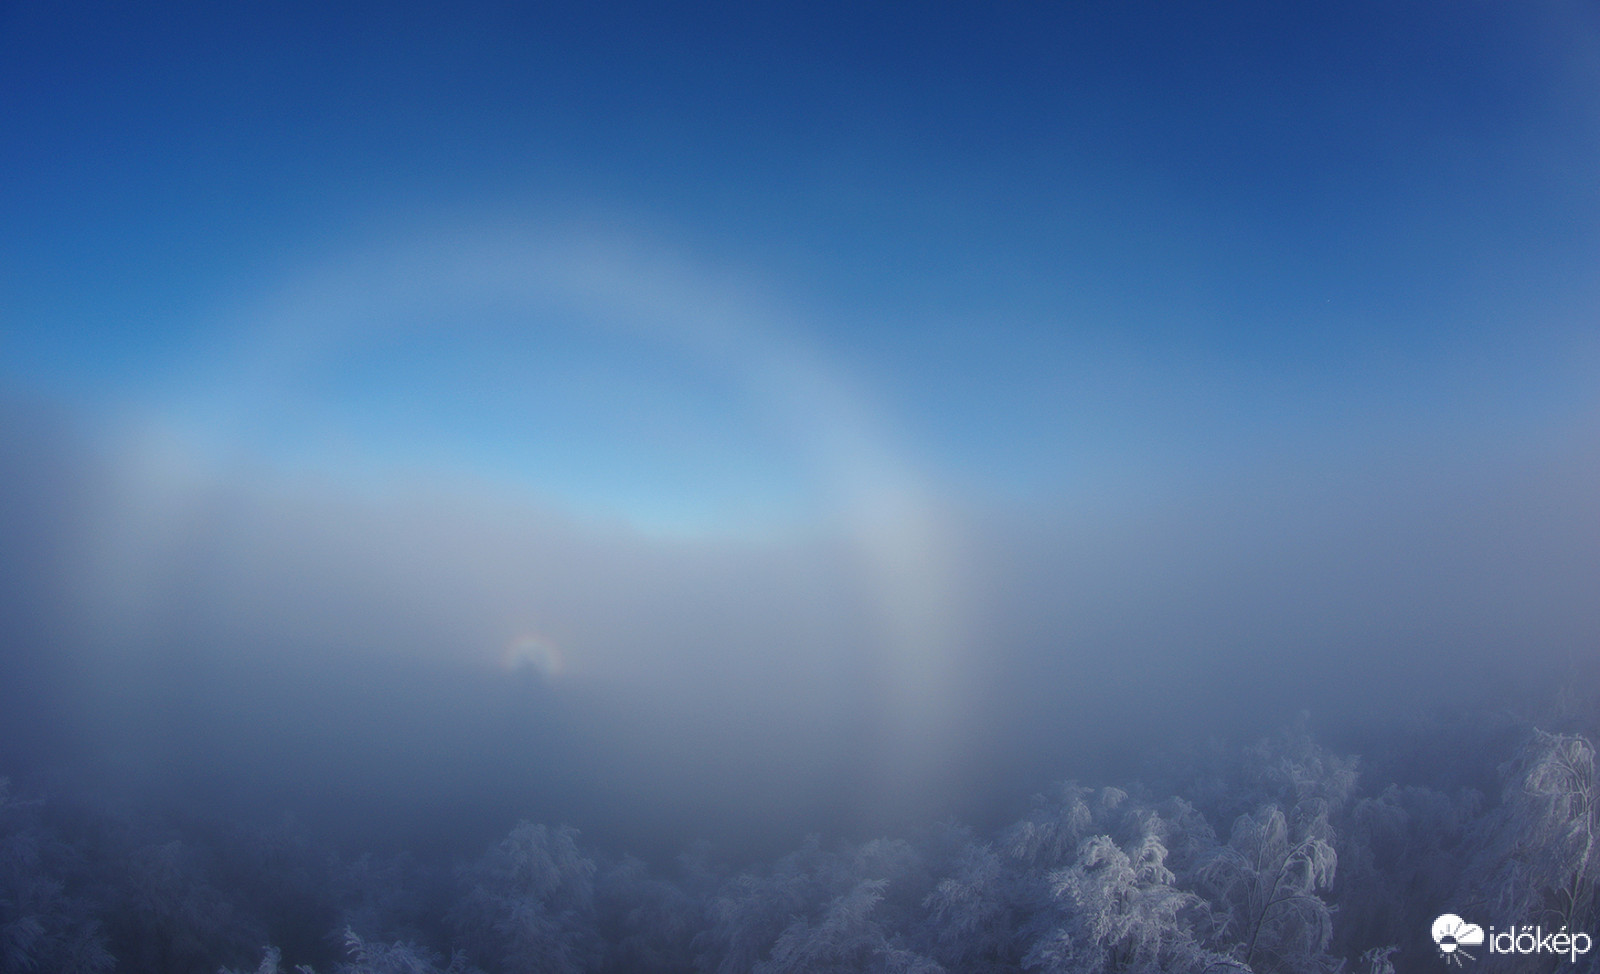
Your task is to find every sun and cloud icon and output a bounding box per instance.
[1432,914,1485,965]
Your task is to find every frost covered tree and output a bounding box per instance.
[922,842,1018,972]
[754,878,938,974]
[1334,784,1479,967]
[1196,804,1339,974]
[953,784,1237,973]
[0,779,114,974]
[329,847,470,963]
[213,818,343,966]
[1354,945,1397,974]
[593,855,699,973]
[449,823,600,974]
[220,929,481,974]
[1466,730,1598,935]
[696,840,820,974]
[696,834,940,974]
[16,714,1593,974]
[331,928,481,974]
[1239,724,1360,819]
[1004,785,1120,873]
[1021,829,1224,974]
[219,945,302,974]
[109,837,264,973]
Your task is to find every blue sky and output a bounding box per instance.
[6,0,1598,528]
[3,0,1600,837]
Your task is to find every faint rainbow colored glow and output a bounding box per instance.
[503,632,565,680]
[109,217,972,802]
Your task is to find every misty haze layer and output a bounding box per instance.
[2,392,1595,856]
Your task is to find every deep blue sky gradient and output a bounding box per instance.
[6,1,1597,517]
